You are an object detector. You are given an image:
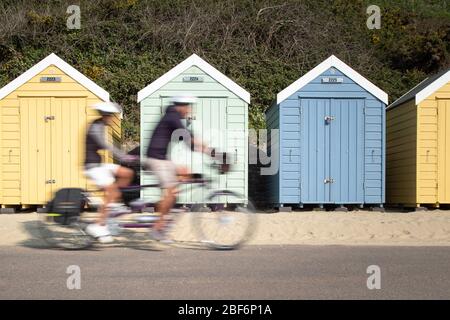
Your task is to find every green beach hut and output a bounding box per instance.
[138,54,250,204]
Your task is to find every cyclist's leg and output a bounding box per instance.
[100,183,120,224]
[176,165,190,182]
[84,165,118,241]
[154,186,177,231]
[100,164,133,208]
[90,165,121,225]
[115,166,134,188]
[146,158,178,232]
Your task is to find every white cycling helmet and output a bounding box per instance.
[91,101,122,114]
[171,95,197,105]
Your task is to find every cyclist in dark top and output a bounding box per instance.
[145,95,213,241]
[84,102,134,243]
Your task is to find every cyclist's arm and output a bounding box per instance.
[192,137,211,155]
[90,122,126,161]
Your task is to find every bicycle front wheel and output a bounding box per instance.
[191,191,256,250]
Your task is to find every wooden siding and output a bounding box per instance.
[418,81,450,204]
[386,99,417,204]
[265,102,280,205]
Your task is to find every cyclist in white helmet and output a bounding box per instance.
[84,101,135,243]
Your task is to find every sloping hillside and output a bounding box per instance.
[0,0,449,140]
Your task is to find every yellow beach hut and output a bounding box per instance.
[386,68,450,208]
[0,53,120,211]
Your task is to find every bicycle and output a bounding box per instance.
[38,158,256,250]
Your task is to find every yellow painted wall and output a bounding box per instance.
[386,99,417,204]
[0,100,2,202]
[437,99,450,203]
[0,65,120,205]
[417,99,438,204]
[418,81,450,204]
[1,92,22,204]
[387,80,450,206]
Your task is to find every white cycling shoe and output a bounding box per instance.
[86,223,114,244]
[149,228,173,244]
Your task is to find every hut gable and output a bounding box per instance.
[138,54,250,104]
[277,55,388,105]
[0,53,109,102]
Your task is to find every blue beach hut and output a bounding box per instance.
[265,55,388,210]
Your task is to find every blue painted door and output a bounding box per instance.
[329,99,365,203]
[300,98,365,203]
[300,98,331,203]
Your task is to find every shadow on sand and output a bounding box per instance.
[18,220,209,252]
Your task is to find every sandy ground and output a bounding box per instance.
[1,210,450,247]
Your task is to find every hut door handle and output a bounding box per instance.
[235,148,238,164]
[289,149,292,162]
[324,178,335,184]
[44,116,55,122]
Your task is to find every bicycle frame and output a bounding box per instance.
[83,174,213,231]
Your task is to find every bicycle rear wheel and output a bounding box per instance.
[191,191,256,250]
[38,213,93,250]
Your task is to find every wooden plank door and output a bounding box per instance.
[300,98,331,203]
[51,97,87,194]
[329,99,365,203]
[189,98,228,203]
[20,98,52,204]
